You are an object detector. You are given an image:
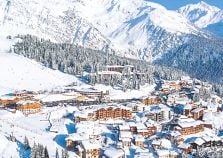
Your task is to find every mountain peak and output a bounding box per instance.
[178,1,223,28]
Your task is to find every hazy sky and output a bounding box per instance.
[149,0,223,10]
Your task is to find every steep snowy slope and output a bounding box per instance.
[0,0,113,52]
[178,1,223,37]
[0,37,77,92]
[74,0,199,60]
[0,0,200,61]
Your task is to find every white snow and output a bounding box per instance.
[0,0,200,61]
[0,36,78,93]
[178,1,223,28]
[0,107,79,158]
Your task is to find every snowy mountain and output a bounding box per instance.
[0,0,223,83]
[178,1,223,37]
[73,0,200,60]
[0,0,114,52]
[0,0,200,61]
[0,36,77,93]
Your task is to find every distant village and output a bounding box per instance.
[0,65,223,158]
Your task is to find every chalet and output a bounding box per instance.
[95,105,132,120]
[65,133,88,150]
[167,131,182,144]
[145,123,157,136]
[126,102,145,112]
[167,93,190,105]
[156,150,178,158]
[136,122,151,137]
[183,103,193,117]
[81,140,101,158]
[104,65,125,73]
[144,104,171,123]
[202,122,212,129]
[119,131,132,147]
[174,117,204,135]
[134,148,152,158]
[134,135,144,149]
[191,108,204,120]
[152,138,172,150]
[178,143,192,154]
[188,137,205,150]
[140,96,162,105]
[74,110,95,123]
[180,76,193,88]
[74,104,132,122]
[96,65,135,85]
[128,122,137,134]
[75,89,109,99]
[0,95,22,106]
[16,100,41,115]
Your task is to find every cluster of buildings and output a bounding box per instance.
[88,64,152,89]
[0,91,41,115]
[63,76,223,158]
[1,75,223,157]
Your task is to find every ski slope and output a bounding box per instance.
[0,36,78,94]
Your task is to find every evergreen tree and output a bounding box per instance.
[31,142,37,158]
[44,146,49,158]
[55,148,59,158]
[24,136,30,150]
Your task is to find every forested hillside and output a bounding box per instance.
[13,35,187,89]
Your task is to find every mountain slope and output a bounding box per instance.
[0,0,200,61]
[74,0,199,60]
[178,1,223,37]
[0,0,222,84]
[0,0,113,52]
[0,37,77,92]
[154,35,223,84]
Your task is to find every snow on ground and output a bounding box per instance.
[93,83,155,100]
[34,93,80,103]
[0,106,79,158]
[0,36,79,93]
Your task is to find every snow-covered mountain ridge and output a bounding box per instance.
[178,1,223,37]
[178,1,223,28]
[0,0,201,61]
[0,0,223,83]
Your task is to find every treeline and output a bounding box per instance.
[13,35,187,88]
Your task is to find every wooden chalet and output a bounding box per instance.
[140,96,162,105]
[134,135,144,149]
[16,100,41,115]
[191,108,204,120]
[178,143,192,154]
[81,140,101,158]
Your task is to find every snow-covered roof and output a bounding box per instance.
[178,120,203,128]
[104,147,124,158]
[81,140,101,150]
[66,133,89,142]
[135,122,147,130]
[0,95,18,100]
[119,124,130,131]
[16,100,37,105]
[134,135,144,142]
[194,137,205,146]
[119,131,132,139]
[178,143,191,149]
[191,108,203,113]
